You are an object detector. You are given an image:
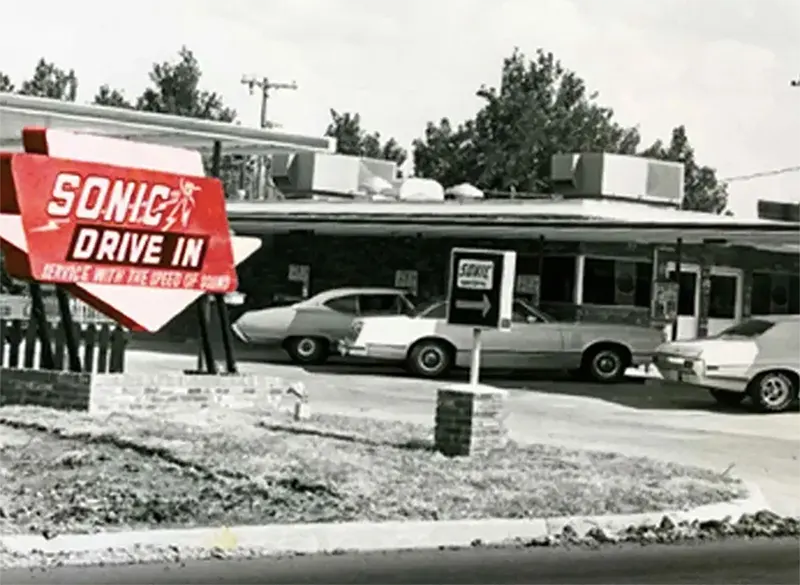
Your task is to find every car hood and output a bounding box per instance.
[656,338,758,365]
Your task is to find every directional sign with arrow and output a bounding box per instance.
[454,294,492,317]
[446,247,516,330]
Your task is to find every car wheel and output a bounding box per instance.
[708,389,746,407]
[285,336,329,366]
[407,339,453,379]
[583,345,628,383]
[747,371,798,413]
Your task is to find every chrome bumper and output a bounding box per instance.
[652,354,746,392]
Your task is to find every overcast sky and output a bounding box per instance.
[2,0,798,216]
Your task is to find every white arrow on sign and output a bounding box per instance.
[455,294,492,317]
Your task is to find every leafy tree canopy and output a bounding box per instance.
[9,58,78,101]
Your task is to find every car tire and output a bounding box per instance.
[747,371,798,413]
[407,339,453,379]
[285,336,329,366]
[708,389,746,407]
[582,345,628,384]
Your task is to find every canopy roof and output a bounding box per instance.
[226,198,800,249]
[0,93,335,155]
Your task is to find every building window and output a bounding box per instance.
[582,258,653,307]
[540,256,576,303]
[708,275,737,319]
[676,271,697,316]
[751,272,800,315]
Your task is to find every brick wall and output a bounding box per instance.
[0,368,92,411]
[89,373,294,414]
[0,368,302,415]
[434,384,508,457]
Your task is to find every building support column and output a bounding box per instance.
[574,253,585,321]
[741,268,753,321]
[534,235,545,308]
[697,243,712,339]
[671,238,683,341]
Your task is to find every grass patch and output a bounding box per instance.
[0,405,745,535]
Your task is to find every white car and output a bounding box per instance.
[339,298,665,382]
[653,316,800,413]
[232,287,415,365]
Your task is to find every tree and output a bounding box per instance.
[135,46,235,122]
[641,126,728,213]
[0,71,13,92]
[325,109,407,167]
[413,49,641,193]
[93,85,133,109]
[17,58,78,101]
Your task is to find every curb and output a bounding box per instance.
[0,482,769,557]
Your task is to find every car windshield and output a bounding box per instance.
[716,319,776,338]
[411,299,445,318]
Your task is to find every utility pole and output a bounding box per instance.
[240,75,298,199]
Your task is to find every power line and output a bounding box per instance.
[722,165,800,183]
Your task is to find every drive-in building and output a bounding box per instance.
[225,152,799,342]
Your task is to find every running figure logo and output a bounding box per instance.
[155,178,201,232]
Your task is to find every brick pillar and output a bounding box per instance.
[434,384,508,457]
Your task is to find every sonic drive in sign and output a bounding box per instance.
[6,153,236,293]
[446,247,516,330]
[0,127,261,332]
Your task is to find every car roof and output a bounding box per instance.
[308,287,408,303]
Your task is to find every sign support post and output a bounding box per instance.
[28,282,55,369]
[469,327,482,386]
[211,140,238,374]
[446,247,517,387]
[55,286,82,372]
[197,140,239,375]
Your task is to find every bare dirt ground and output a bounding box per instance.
[0,405,743,536]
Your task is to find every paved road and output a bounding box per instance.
[130,347,800,516]
[6,539,800,584]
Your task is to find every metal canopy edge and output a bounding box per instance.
[0,92,335,154]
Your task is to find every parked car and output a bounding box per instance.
[231,287,415,365]
[338,298,665,382]
[652,316,800,413]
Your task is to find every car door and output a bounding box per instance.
[481,301,565,369]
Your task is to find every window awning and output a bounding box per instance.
[0,93,335,155]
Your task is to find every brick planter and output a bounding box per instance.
[434,384,508,457]
[0,368,303,415]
